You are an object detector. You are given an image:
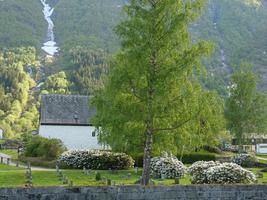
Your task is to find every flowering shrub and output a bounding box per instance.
[221,143,238,152]
[231,154,258,167]
[58,150,134,170]
[188,161,220,184]
[150,152,186,179]
[189,161,256,184]
[206,163,256,184]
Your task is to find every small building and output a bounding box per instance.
[232,135,267,154]
[256,144,267,154]
[39,94,103,150]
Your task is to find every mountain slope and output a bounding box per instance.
[0,0,267,91]
[196,0,267,90]
[51,0,267,91]
[0,0,46,49]
[53,0,125,52]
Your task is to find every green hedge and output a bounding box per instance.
[132,152,217,167]
[177,153,216,164]
[19,156,57,169]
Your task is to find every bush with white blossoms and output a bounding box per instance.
[231,154,258,167]
[58,150,134,170]
[188,161,220,184]
[206,163,256,184]
[189,161,256,184]
[150,152,186,179]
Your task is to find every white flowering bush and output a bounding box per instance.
[150,152,186,179]
[189,161,256,184]
[231,154,258,167]
[206,163,256,184]
[188,161,220,184]
[58,150,134,170]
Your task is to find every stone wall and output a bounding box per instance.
[0,185,267,200]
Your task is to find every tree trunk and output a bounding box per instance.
[141,128,153,185]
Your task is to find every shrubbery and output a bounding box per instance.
[177,153,216,164]
[188,161,219,184]
[23,135,66,160]
[58,150,134,170]
[205,163,256,184]
[150,152,186,179]
[189,161,256,184]
[231,154,258,167]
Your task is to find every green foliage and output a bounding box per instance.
[0,47,40,138]
[225,65,267,146]
[24,135,66,160]
[53,0,124,52]
[177,153,217,164]
[93,0,227,184]
[42,71,70,94]
[19,156,57,168]
[66,47,108,95]
[95,172,102,181]
[0,0,46,48]
[195,0,267,90]
[93,0,225,156]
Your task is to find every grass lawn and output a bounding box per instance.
[257,154,267,159]
[0,164,265,188]
[0,164,191,188]
[0,149,18,160]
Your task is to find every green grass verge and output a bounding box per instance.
[257,154,267,159]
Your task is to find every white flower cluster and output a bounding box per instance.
[58,150,134,170]
[189,161,256,184]
[150,152,186,179]
[188,161,219,184]
[222,143,238,152]
[205,163,256,184]
[231,154,258,167]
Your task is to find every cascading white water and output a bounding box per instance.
[40,0,59,56]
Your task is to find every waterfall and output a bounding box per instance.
[40,0,59,56]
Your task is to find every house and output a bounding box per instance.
[38,94,103,150]
[232,135,267,154]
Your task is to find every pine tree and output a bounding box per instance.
[94,0,214,185]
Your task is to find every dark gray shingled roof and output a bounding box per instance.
[40,94,95,126]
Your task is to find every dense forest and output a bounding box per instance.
[0,0,46,49]
[47,0,267,93]
[0,47,40,138]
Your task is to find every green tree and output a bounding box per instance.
[225,65,267,148]
[42,71,70,94]
[93,0,218,185]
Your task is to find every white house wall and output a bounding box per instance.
[39,125,103,150]
[256,144,267,154]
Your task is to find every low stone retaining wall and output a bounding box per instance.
[0,185,267,200]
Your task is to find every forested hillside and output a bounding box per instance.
[0,48,40,138]
[50,0,267,93]
[52,0,125,52]
[197,0,267,91]
[0,0,46,49]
